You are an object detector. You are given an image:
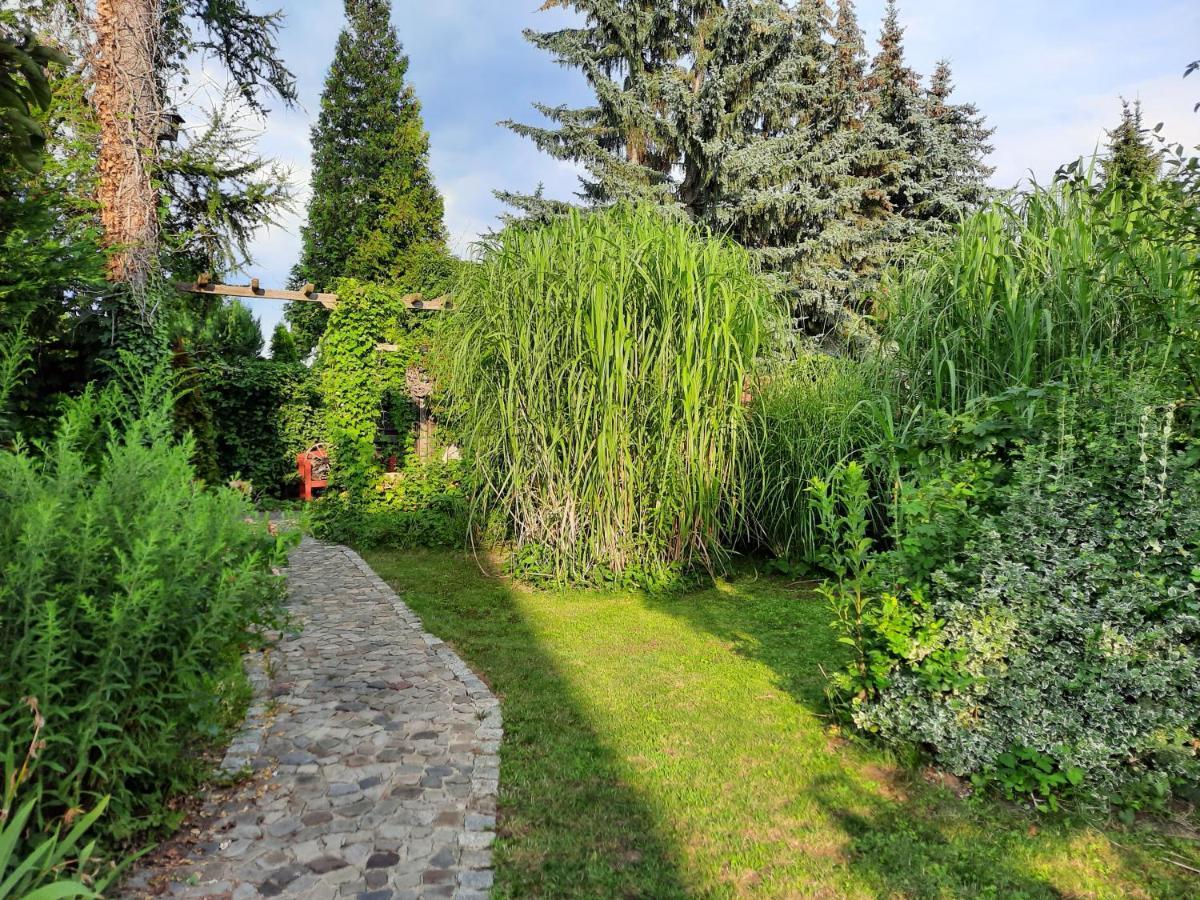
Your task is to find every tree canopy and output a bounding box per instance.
[287,0,447,354]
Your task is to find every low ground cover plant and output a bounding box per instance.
[0,358,291,846]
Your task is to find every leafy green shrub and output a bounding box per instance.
[202,358,319,495]
[444,205,777,586]
[308,457,467,549]
[836,379,1200,810]
[0,362,290,839]
[742,353,884,566]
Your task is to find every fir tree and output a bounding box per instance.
[508,0,990,332]
[1101,99,1160,191]
[499,0,700,217]
[866,2,993,238]
[864,0,927,234]
[287,0,446,353]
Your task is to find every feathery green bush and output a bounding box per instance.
[445,205,777,586]
[0,359,290,840]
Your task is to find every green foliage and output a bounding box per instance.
[287,0,447,353]
[160,0,297,115]
[317,279,416,493]
[742,353,885,566]
[202,358,319,495]
[197,299,264,362]
[269,322,300,364]
[810,461,879,696]
[0,360,292,839]
[1,708,119,898]
[308,458,466,549]
[0,63,106,421]
[879,174,1198,414]
[1101,99,1161,192]
[445,205,776,587]
[158,97,295,277]
[505,0,993,336]
[0,12,67,173]
[0,321,32,442]
[839,378,1200,810]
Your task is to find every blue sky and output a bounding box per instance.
[189,1,1200,338]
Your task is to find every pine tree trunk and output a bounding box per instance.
[92,0,161,288]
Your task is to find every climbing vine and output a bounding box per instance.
[311,277,467,547]
[318,279,417,491]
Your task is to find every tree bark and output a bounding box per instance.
[92,0,161,288]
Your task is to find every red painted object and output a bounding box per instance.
[296,445,330,501]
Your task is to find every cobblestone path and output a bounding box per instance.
[121,538,502,900]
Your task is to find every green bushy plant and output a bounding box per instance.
[839,378,1200,810]
[308,456,466,549]
[202,358,319,495]
[0,359,291,840]
[444,204,777,587]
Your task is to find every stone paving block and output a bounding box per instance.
[119,538,501,899]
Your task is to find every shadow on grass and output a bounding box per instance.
[641,570,1198,899]
[362,548,691,899]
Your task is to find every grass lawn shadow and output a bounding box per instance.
[363,548,692,898]
[642,566,1200,898]
[364,548,1199,898]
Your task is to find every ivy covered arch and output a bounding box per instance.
[317,279,434,491]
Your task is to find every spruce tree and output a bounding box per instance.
[287,0,446,353]
[507,0,990,332]
[866,2,993,239]
[922,60,994,220]
[1101,99,1160,191]
[499,0,700,217]
[864,0,927,237]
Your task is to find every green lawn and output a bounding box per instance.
[364,549,1200,898]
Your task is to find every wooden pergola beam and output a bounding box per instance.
[175,279,455,312]
[177,280,339,309]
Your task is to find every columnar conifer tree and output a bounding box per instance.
[287,0,446,353]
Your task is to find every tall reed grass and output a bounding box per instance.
[879,176,1198,413]
[444,205,777,586]
[742,354,885,564]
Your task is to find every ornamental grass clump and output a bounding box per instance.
[445,205,777,586]
[742,353,885,567]
[879,175,1198,414]
[0,358,290,841]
